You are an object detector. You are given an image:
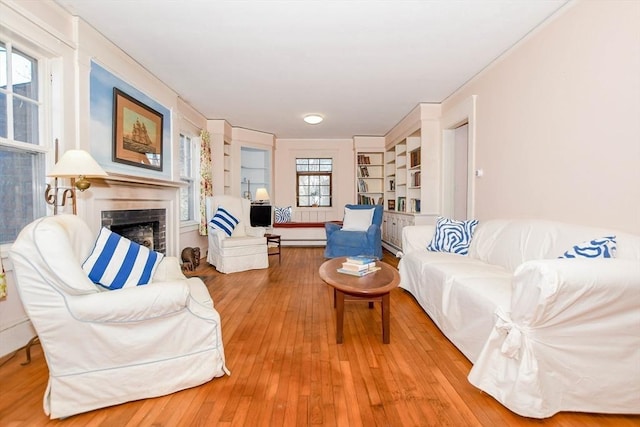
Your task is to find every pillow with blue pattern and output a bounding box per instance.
[210,206,240,236]
[427,216,479,255]
[274,206,292,223]
[558,236,616,259]
[82,227,164,290]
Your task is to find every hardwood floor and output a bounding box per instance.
[0,247,638,426]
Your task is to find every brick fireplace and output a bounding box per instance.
[102,208,166,254]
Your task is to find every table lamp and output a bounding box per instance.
[254,188,270,204]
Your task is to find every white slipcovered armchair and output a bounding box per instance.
[206,195,268,274]
[9,215,228,419]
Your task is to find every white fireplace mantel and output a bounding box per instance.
[78,177,181,257]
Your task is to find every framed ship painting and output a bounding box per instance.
[113,88,163,171]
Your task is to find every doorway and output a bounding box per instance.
[441,95,476,220]
[452,124,469,220]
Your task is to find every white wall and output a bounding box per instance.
[274,139,355,222]
[443,0,640,233]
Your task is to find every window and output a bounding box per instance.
[179,133,198,222]
[296,158,332,207]
[0,41,45,244]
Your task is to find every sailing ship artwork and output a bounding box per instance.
[113,88,163,171]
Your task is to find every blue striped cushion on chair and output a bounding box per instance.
[82,227,164,290]
[210,206,240,236]
[559,236,616,259]
[427,216,479,255]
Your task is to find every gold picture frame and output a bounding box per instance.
[113,88,163,171]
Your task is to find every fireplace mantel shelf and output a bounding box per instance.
[99,173,186,188]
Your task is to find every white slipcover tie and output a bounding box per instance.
[495,309,524,360]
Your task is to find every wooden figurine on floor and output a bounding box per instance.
[192,247,201,268]
[181,247,199,272]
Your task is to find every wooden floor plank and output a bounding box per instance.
[0,247,638,426]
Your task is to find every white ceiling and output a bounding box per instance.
[55,0,568,139]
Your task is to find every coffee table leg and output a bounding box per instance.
[336,290,344,344]
[382,292,390,344]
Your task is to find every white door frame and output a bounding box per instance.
[441,95,477,219]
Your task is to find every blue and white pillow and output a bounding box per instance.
[559,236,617,259]
[210,206,240,236]
[427,216,479,255]
[82,227,164,290]
[274,206,292,223]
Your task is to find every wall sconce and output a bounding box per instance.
[254,188,270,204]
[45,144,108,215]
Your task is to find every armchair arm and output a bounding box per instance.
[152,256,186,282]
[208,226,226,250]
[67,281,190,322]
[366,223,382,243]
[246,226,266,237]
[325,222,341,238]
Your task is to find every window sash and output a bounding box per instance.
[296,171,332,207]
[179,133,198,222]
[0,40,45,244]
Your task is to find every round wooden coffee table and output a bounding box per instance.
[319,257,400,344]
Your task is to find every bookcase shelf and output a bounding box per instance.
[356,151,384,205]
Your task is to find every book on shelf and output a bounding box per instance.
[412,171,421,187]
[341,261,376,271]
[357,154,371,165]
[410,148,421,168]
[410,198,421,213]
[345,255,377,265]
[397,196,406,212]
[337,266,381,277]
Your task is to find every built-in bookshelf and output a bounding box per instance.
[382,132,422,252]
[356,151,384,205]
[379,104,441,253]
[385,137,420,212]
[406,137,421,214]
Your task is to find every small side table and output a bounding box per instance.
[264,233,281,264]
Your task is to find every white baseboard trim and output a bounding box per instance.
[0,318,35,358]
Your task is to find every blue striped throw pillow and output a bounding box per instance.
[82,227,164,290]
[427,216,479,255]
[274,206,292,223]
[210,206,240,236]
[559,236,616,259]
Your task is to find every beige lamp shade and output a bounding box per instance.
[255,188,270,202]
[48,150,108,178]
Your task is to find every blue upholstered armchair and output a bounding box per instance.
[324,204,383,259]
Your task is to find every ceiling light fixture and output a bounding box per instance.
[303,114,324,125]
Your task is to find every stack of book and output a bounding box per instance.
[336,256,381,277]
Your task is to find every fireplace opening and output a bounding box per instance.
[111,222,157,251]
[101,208,166,254]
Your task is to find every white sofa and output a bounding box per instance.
[398,219,640,418]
